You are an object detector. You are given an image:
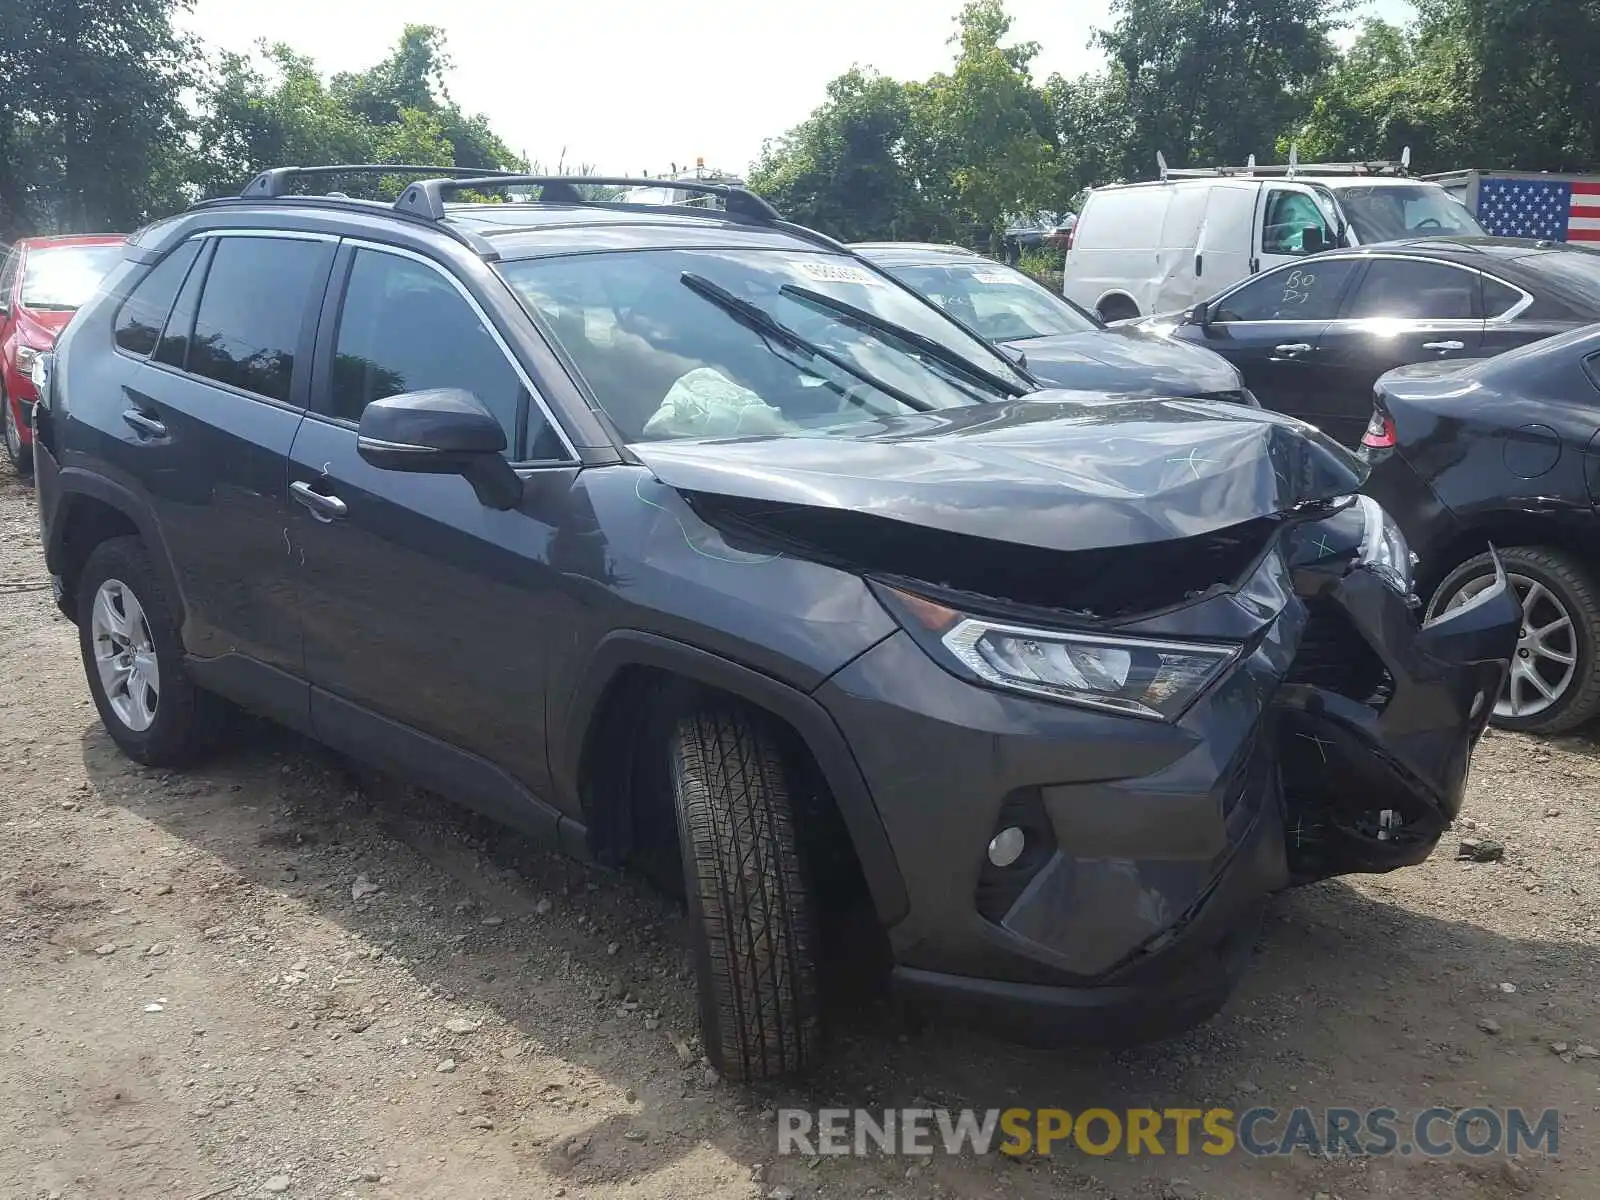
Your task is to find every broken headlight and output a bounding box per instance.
[1355,495,1414,595]
[877,585,1238,721]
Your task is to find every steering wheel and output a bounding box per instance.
[1414,218,1444,231]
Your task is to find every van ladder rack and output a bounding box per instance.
[1156,146,1412,182]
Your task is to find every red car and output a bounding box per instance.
[2,234,125,475]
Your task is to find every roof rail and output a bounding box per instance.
[392,175,782,222]
[240,164,521,199]
[1157,145,1412,181]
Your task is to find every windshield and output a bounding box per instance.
[887,260,1099,342]
[1336,185,1485,243]
[498,249,1032,442]
[1519,248,1600,310]
[20,243,123,310]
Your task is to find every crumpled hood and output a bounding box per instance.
[632,394,1365,554]
[1008,325,1243,396]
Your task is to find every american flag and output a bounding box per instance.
[1476,176,1600,243]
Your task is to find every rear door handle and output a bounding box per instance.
[290,480,348,522]
[1273,343,1313,356]
[1423,340,1465,351]
[122,409,167,439]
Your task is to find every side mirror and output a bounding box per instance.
[357,388,522,510]
[1301,225,1327,254]
[1188,301,1212,328]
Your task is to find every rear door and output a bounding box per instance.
[1191,182,1259,300]
[1171,256,1361,424]
[1311,257,1486,446]
[104,230,333,721]
[289,239,578,826]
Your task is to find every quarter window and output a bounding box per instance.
[188,236,329,404]
[1482,276,1524,320]
[1344,260,1478,321]
[1212,260,1358,322]
[331,249,559,459]
[114,240,201,357]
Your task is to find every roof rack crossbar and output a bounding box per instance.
[240,164,521,199]
[1156,145,1412,181]
[393,175,782,223]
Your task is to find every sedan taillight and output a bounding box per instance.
[1361,412,1397,449]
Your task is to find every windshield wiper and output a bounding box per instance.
[679,273,932,413]
[778,283,1036,398]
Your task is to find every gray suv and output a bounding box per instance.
[32,166,1518,1081]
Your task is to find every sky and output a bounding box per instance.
[182,0,1416,178]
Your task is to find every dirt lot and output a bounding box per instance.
[1,471,1597,1200]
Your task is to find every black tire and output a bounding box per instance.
[1429,546,1600,735]
[669,704,821,1081]
[77,536,223,765]
[2,382,32,477]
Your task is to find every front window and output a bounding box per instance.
[20,243,124,310]
[1262,190,1334,255]
[1336,185,1485,243]
[498,249,1031,442]
[888,261,1099,342]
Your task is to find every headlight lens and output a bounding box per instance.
[880,586,1238,721]
[1355,494,1414,594]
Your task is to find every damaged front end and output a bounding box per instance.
[630,396,1518,1035]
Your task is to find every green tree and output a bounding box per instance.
[0,0,194,236]
[907,0,1060,246]
[748,68,927,241]
[1090,0,1344,177]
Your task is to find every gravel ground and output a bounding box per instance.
[1,470,1597,1200]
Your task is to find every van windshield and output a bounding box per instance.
[1336,185,1485,243]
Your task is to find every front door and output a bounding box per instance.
[1313,257,1486,446]
[1256,184,1339,274]
[288,241,578,831]
[1171,256,1361,426]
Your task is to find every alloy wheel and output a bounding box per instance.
[90,578,161,732]
[1439,570,1577,719]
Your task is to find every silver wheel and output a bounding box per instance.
[90,578,161,732]
[1438,571,1577,719]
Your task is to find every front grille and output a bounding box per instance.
[1286,600,1392,707]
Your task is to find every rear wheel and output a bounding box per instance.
[1096,295,1140,323]
[1428,546,1600,734]
[77,536,223,765]
[669,704,821,1081]
[2,383,31,477]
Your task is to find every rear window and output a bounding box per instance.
[887,261,1098,341]
[1075,188,1171,250]
[20,243,123,310]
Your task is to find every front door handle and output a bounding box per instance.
[1423,339,1465,352]
[122,409,167,439]
[1273,343,1313,356]
[290,480,348,522]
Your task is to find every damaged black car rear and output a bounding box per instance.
[35,173,1519,1085]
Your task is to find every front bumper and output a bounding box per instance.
[818,549,1516,1039]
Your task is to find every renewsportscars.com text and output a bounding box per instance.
[778,1106,1559,1158]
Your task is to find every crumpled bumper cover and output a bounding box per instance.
[823,551,1518,1041]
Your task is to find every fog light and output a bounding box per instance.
[987,826,1026,868]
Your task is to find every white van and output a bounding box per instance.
[1062,154,1487,321]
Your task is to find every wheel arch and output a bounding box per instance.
[1417,511,1598,600]
[553,630,909,927]
[47,470,182,627]
[1095,290,1142,321]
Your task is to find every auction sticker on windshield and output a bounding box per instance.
[800,261,883,285]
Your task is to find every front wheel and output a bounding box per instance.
[670,704,821,1081]
[2,383,31,477]
[1428,546,1600,734]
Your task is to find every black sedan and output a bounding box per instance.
[853,243,1254,404]
[1154,237,1600,446]
[1362,323,1600,733]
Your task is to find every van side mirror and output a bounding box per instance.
[357,387,523,510]
[1301,225,1326,254]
